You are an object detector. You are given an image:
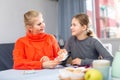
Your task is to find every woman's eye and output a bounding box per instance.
[38,21,44,26]
[38,23,42,26]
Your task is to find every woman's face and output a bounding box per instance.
[71,18,86,36]
[28,15,45,34]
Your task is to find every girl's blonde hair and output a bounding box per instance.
[24,10,42,26]
[73,13,95,37]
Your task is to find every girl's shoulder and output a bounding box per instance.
[16,36,26,42]
[68,36,76,42]
[88,36,99,41]
[87,36,101,44]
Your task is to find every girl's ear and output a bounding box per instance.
[82,25,87,31]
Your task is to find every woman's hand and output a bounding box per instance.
[42,60,60,69]
[57,49,67,55]
[72,58,82,65]
[55,49,68,61]
[40,56,50,62]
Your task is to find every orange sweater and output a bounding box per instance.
[13,32,60,70]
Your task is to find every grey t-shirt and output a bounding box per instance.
[65,36,113,66]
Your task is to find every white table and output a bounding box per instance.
[0,68,61,80]
[0,65,112,80]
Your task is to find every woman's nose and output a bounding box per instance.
[41,22,45,28]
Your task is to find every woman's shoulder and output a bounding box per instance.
[45,34,56,39]
[14,36,28,46]
[44,34,57,42]
[15,36,27,43]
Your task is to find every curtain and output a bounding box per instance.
[58,0,87,41]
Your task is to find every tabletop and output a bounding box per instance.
[0,69,61,80]
[0,65,113,80]
[0,65,65,80]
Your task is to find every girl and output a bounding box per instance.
[64,13,113,66]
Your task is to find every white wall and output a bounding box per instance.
[0,0,58,43]
[100,38,120,56]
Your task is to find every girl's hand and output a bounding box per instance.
[72,58,82,65]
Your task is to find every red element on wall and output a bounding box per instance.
[107,18,116,27]
[95,0,101,38]
[100,0,114,6]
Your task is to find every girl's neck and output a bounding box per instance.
[76,33,88,40]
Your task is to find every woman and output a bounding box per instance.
[13,10,62,70]
[64,13,113,66]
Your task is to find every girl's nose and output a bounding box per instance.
[70,26,73,29]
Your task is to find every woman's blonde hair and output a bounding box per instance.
[73,13,95,37]
[24,10,42,26]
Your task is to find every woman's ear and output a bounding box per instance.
[26,25,32,32]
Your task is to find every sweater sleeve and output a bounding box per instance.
[13,39,43,70]
[94,40,113,64]
[50,35,60,59]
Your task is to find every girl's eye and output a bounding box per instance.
[72,24,76,27]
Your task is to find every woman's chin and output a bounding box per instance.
[38,31,45,34]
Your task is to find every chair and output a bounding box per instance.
[0,43,14,71]
[103,43,112,55]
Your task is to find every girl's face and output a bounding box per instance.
[28,15,45,34]
[71,18,86,36]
